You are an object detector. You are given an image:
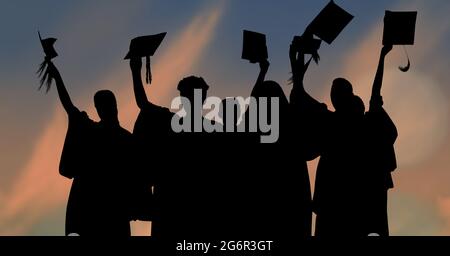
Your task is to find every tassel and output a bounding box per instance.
[145,56,152,84]
[399,45,411,72]
[36,59,54,93]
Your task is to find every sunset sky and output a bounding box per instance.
[0,0,450,235]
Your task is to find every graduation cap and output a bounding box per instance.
[124,32,167,84]
[37,31,58,93]
[39,32,58,59]
[242,30,268,63]
[307,0,354,44]
[383,11,417,72]
[383,11,417,45]
[292,35,322,64]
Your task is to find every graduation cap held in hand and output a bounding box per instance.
[125,32,167,84]
[37,31,58,93]
[242,30,268,63]
[383,11,417,72]
[292,35,322,64]
[307,0,354,45]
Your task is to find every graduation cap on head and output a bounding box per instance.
[124,32,167,84]
[383,11,417,72]
[307,0,354,44]
[37,31,58,93]
[242,30,268,63]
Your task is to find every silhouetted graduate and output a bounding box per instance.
[291,55,367,236]
[359,11,415,235]
[127,34,171,228]
[128,34,223,238]
[360,44,398,236]
[47,61,135,236]
[240,30,313,238]
[289,1,368,236]
[360,10,416,234]
[290,7,402,235]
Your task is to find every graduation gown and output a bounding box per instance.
[60,108,134,236]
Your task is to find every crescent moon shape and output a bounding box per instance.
[399,58,411,72]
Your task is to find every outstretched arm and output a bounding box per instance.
[370,45,392,111]
[289,42,321,107]
[369,45,397,142]
[290,43,308,94]
[130,57,150,109]
[47,61,77,114]
[250,59,269,97]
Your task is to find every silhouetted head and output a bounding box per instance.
[219,98,242,126]
[177,76,210,105]
[331,78,354,112]
[94,90,118,123]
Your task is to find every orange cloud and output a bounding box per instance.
[0,3,223,235]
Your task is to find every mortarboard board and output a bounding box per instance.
[383,11,417,45]
[39,31,58,59]
[307,0,354,44]
[124,32,167,84]
[37,31,59,93]
[383,11,417,72]
[242,30,268,63]
[124,32,166,59]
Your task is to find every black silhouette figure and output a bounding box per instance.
[290,36,398,236]
[238,57,313,238]
[129,58,174,229]
[50,62,135,236]
[290,47,366,235]
[130,56,223,238]
[130,57,175,237]
[362,45,398,236]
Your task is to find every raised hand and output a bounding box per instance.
[290,41,311,86]
[259,59,270,73]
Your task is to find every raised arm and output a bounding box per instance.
[289,40,324,161]
[47,60,77,114]
[369,44,397,142]
[289,41,321,108]
[290,42,308,94]
[130,57,150,109]
[370,45,392,111]
[250,59,269,97]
